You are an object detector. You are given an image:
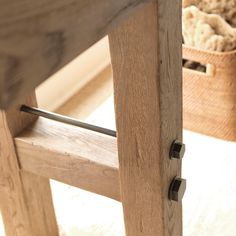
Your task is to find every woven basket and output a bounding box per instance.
[183,45,236,141]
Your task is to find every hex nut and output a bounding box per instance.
[170,140,185,159]
[169,177,186,202]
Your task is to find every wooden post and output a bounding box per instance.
[0,95,58,236]
[109,1,182,236]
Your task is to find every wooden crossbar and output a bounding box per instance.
[0,0,147,108]
[0,1,183,235]
[15,117,120,201]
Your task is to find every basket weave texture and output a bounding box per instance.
[183,45,236,141]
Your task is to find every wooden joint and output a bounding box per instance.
[15,117,120,201]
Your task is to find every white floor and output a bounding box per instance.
[1,96,236,236]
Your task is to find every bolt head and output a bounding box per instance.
[169,177,186,202]
[170,140,185,159]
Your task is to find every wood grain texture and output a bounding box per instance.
[0,0,147,108]
[15,117,120,201]
[183,45,236,141]
[0,96,58,236]
[109,1,182,236]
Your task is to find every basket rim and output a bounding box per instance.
[183,44,236,56]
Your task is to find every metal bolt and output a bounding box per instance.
[170,140,185,159]
[169,177,186,202]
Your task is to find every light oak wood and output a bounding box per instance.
[0,95,58,236]
[15,117,120,201]
[0,0,147,108]
[109,1,182,236]
[183,45,236,141]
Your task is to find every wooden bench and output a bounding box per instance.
[0,1,184,235]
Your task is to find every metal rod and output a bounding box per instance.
[21,105,117,137]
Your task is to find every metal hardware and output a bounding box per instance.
[170,140,185,159]
[21,105,116,137]
[168,177,186,202]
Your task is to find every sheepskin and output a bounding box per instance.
[182,0,236,27]
[183,6,236,51]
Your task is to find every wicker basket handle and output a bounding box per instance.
[182,45,218,77]
[183,45,236,67]
[182,45,218,65]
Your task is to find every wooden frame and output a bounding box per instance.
[0,1,182,235]
[109,1,182,235]
[0,96,58,236]
[0,0,147,108]
[15,117,120,201]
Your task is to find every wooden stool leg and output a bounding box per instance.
[109,1,182,236]
[0,95,58,236]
